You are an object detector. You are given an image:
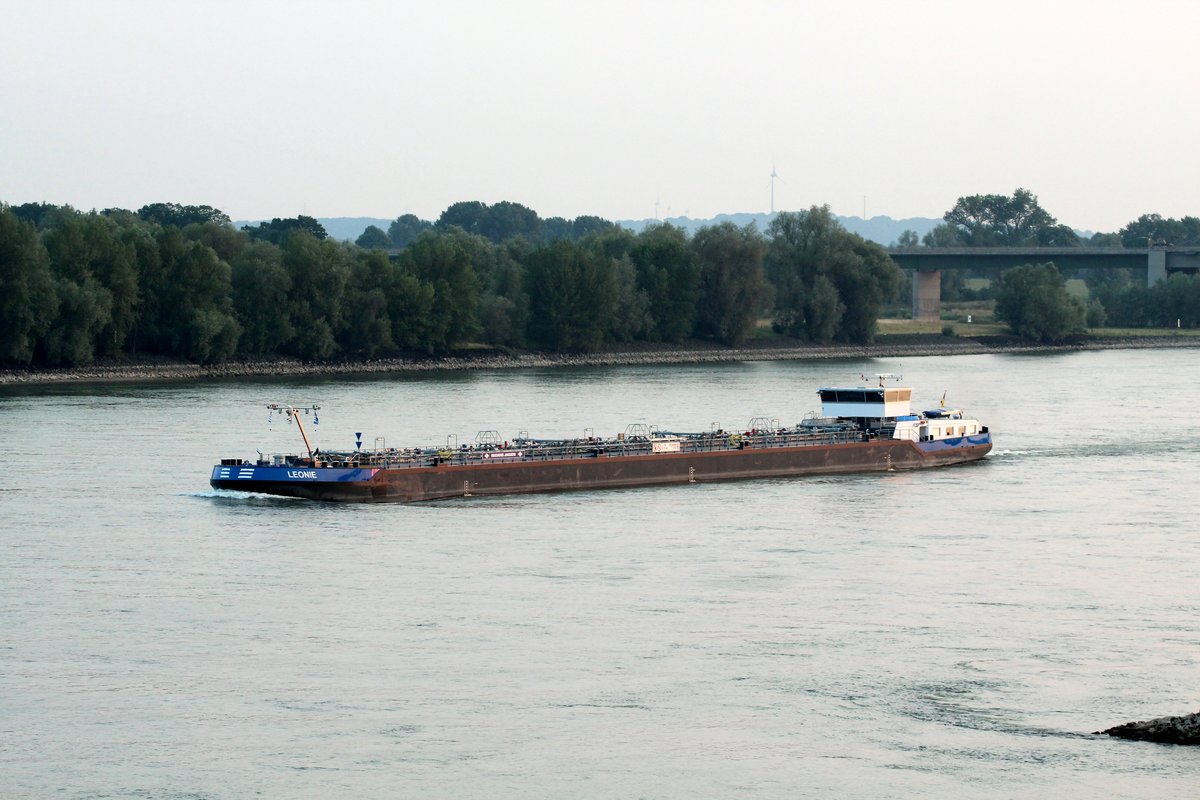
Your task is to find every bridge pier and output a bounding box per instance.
[1148,248,1167,286]
[912,270,941,321]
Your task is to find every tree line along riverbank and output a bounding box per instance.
[2,203,899,369]
[7,195,1200,378]
[4,333,1198,387]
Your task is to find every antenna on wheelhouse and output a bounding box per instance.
[861,372,902,387]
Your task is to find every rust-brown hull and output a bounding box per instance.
[213,436,991,503]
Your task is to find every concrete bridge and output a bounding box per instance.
[887,246,1200,321]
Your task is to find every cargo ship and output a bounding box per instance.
[210,376,991,502]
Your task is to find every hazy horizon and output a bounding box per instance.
[4,0,1197,233]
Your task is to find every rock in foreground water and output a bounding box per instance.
[1098,712,1200,745]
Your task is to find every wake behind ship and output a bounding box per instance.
[210,376,992,502]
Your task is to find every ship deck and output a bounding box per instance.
[269,423,877,471]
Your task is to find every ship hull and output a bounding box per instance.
[210,434,991,503]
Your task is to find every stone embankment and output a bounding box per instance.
[2,337,1199,387]
[1098,711,1200,745]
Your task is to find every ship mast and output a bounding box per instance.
[268,403,320,460]
[862,372,902,387]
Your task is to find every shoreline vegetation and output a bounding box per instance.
[4,333,1198,387]
[8,199,1200,387]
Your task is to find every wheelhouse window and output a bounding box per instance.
[819,389,885,403]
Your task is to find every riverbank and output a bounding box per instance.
[3,334,1200,387]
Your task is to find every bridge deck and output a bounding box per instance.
[887,247,1200,320]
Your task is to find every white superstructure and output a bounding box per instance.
[890,409,985,442]
[817,386,913,419]
[817,378,984,444]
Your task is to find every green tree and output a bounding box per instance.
[121,224,166,354]
[387,214,432,248]
[940,268,967,301]
[803,275,843,343]
[478,256,529,347]
[479,200,542,243]
[243,215,328,245]
[765,210,840,342]
[896,229,919,247]
[629,223,700,342]
[437,226,506,292]
[355,225,392,250]
[42,211,138,358]
[137,202,231,228]
[467,236,529,348]
[575,228,646,343]
[42,277,111,365]
[542,217,572,241]
[436,201,488,235]
[338,251,397,356]
[280,232,348,359]
[921,222,961,247]
[231,241,293,354]
[386,269,436,351]
[570,215,615,240]
[100,207,143,228]
[993,262,1084,342]
[184,221,248,262]
[1119,214,1200,247]
[156,229,240,362]
[88,224,138,358]
[835,237,902,343]
[943,188,1079,246]
[765,207,900,344]
[400,230,480,351]
[693,222,769,346]
[1088,231,1123,247]
[523,240,616,352]
[1154,272,1200,327]
[10,202,58,230]
[582,226,635,262]
[1096,281,1150,327]
[608,255,652,342]
[0,206,58,364]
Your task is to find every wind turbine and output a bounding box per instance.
[769,163,782,215]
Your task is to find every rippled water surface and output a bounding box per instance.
[3,350,1199,798]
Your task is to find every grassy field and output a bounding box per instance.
[876,319,1008,336]
[766,310,1199,340]
[1088,327,1200,338]
[875,319,1200,339]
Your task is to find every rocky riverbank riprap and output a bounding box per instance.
[1098,711,1200,745]
[3,336,1200,387]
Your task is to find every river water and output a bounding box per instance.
[2,349,1199,798]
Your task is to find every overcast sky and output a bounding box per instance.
[2,0,1197,231]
